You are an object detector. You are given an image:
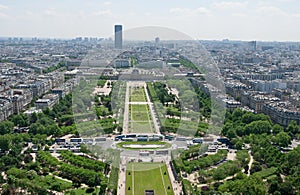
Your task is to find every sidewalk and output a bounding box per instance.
[166,161,182,195]
[117,157,127,195]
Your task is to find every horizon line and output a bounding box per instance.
[1,36,300,43]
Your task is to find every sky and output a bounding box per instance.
[0,0,300,41]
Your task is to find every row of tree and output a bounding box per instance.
[59,150,107,172]
[173,149,228,174]
[37,151,108,188]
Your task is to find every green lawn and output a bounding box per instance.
[126,163,174,195]
[253,167,277,179]
[130,122,154,133]
[128,86,157,133]
[130,87,147,102]
[130,104,151,122]
[130,95,147,102]
[131,111,149,121]
[129,104,154,133]
[130,104,149,112]
[116,141,171,150]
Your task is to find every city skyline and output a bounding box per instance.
[0,0,300,41]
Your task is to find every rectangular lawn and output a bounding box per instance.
[130,104,148,113]
[130,87,147,102]
[129,104,155,133]
[126,163,174,195]
[131,110,149,121]
[130,122,153,133]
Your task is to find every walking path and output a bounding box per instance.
[143,83,160,134]
[117,157,127,195]
[247,150,254,176]
[166,160,182,195]
[48,172,73,183]
[123,82,130,134]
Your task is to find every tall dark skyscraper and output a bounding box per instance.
[114,25,123,49]
[248,41,257,51]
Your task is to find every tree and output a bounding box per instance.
[272,124,283,134]
[1,155,22,170]
[279,181,294,195]
[51,182,61,191]
[219,175,266,194]
[269,180,280,194]
[232,109,245,122]
[47,124,60,136]
[0,174,4,183]
[72,177,81,188]
[226,129,237,139]
[286,121,300,135]
[283,146,300,173]
[242,112,257,124]
[235,125,245,137]
[213,168,226,180]
[0,135,11,151]
[221,122,232,136]
[26,170,37,180]
[234,140,243,150]
[11,114,29,127]
[32,134,47,145]
[0,121,14,135]
[94,174,101,186]
[29,123,45,135]
[30,112,38,124]
[275,131,291,147]
[244,120,272,135]
[240,176,267,194]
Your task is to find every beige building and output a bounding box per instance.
[35,94,59,110]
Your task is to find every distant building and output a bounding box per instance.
[51,88,65,98]
[167,57,181,67]
[64,69,80,79]
[12,89,33,114]
[114,25,123,49]
[263,101,300,126]
[16,80,51,98]
[24,107,42,115]
[35,94,59,110]
[40,72,64,88]
[248,41,256,51]
[114,59,130,68]
[224,99,241,112]
[155,37,160,45]
[261,46,274,51]
[0,98,13,121]
[66,59,81,71]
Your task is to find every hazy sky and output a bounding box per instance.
[1,0,300,41]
